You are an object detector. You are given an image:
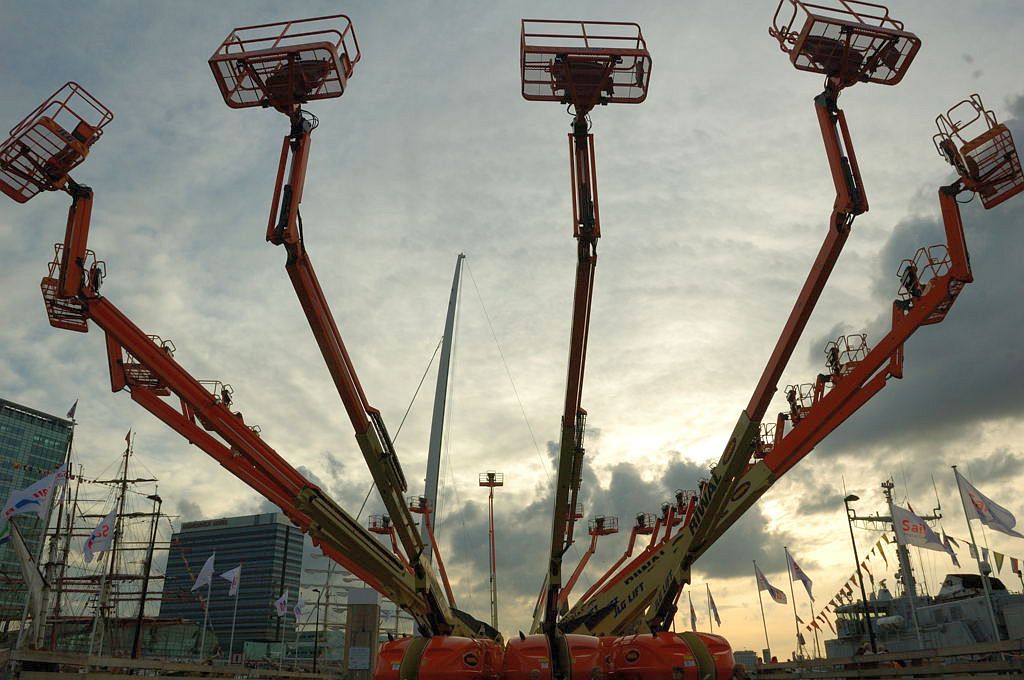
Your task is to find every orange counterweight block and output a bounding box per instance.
[502,634,603,680]
[769,0,920,88]
[605,632,734,680]
[500,632,734,680]
[375,636,504,680]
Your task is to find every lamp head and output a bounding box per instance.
[844,494,859,503]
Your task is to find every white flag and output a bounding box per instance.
[892,505,953,557]
[191,553,215,592]
[84,507,117,563]
[689,592,697,631]
[220,565,242,596]
[8,522,47,639]
[787,549,814,601]
[2,464,69,521]
[955,469,1024,538]
[274,590,289,617]
[754,561,787,605]
[294,595,305,620]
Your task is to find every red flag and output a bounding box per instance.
[1012,557,1021,575]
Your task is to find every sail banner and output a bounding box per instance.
[2,463,68,521]
[220,564,242,596]
[955,469,1024,538]
[84,507,117,563]
[892,504,954,557]
[754,562,787,605]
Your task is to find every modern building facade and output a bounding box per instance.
[159,512,302,656]
[0,398,73,620]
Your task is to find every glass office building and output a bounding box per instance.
[160,512,302,656]
[0,398,73,620]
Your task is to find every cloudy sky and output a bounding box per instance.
[2,0,1023,655]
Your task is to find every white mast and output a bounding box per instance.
[421,253,465,554]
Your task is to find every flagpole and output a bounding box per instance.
[808,599,820,658]
[754,561,772,662]
[228,575,239,663]
[784,547,805,659]
[88,550,109,657]
[198,575,212,662]
[953,466,1001,640]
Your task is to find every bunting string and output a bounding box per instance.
[804,531,1024,634]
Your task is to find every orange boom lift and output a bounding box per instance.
[206,13,500,676]
[506,19,652,680]
[561,9,1023,674]
[0,83,453,646]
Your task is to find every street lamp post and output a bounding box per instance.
[844,494,877,653]
[312,588,323,673]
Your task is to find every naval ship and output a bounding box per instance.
[825,481,1024,657]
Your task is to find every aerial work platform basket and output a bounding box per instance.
[934,94,1024,209]
[209,14,360,113]
[769,0,920,87]
[520,20,651,113]
[588,515,619,536]
[0,82,112,203]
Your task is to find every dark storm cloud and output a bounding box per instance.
[796,111,1024,458]
[441,437,796,628]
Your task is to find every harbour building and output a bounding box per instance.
[159,512,302,656]
[0,398,73,620]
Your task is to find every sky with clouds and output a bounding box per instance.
[2,0,1023,655]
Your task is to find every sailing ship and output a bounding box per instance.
[5,431,207,659]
